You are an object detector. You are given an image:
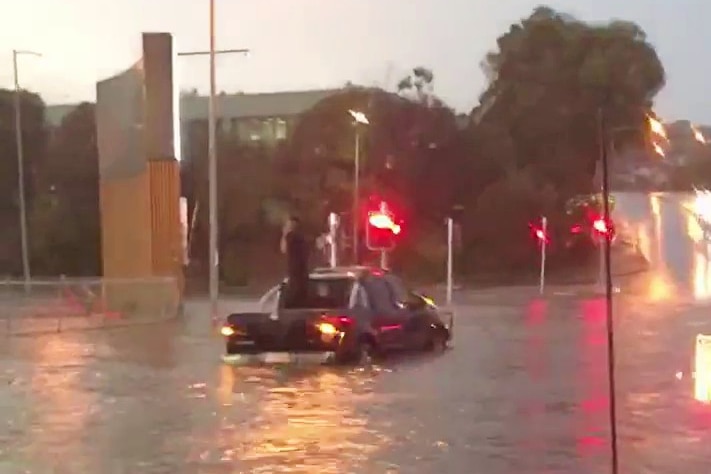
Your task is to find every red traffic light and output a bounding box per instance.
[366,202,401,250]
[368,212,401,235]
[528,221,549,244]
[591,217,614,238]
[592,218,608,234]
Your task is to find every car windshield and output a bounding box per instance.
[282,277,354,310]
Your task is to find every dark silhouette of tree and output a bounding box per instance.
[275,85,463,233]
[0,89,47,275]
[30,102,100,275]
[458,7,665,274]
[474,7,665,199]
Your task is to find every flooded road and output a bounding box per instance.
[2,290,711,473]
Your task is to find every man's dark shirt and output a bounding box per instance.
[285,230,309,279]
[284,230,310,307]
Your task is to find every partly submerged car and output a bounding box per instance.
[220,266,453,365]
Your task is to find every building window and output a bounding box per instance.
[261,118,275,143]
[236,118,263,142]
[219,118,231,135]
[275,118,287,140]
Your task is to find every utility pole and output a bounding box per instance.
[177,3,249,324]
[12,49,41,291]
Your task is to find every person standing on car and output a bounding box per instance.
[280,216,310,307]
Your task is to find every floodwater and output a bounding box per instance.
[2,289,711,473]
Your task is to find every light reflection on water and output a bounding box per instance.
[25,336,97,472]
[200,364,389,473]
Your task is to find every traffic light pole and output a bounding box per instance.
[539,216,547,295]
[446,218,454,306]
[380,250,388,270]
[328,212,339,268]
[353,130,360,264]
[598,239,605,290]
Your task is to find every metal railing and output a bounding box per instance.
[0,276,180,336]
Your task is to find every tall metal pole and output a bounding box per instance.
[13,50,31,291]
[353,129,360,264]
[446,217,454,305]
[598,107,619,474]
[208,0,219,323]
[539,216,547,295]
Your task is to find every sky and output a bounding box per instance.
[1,0,710,124]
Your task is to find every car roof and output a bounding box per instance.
[309,266,386,280]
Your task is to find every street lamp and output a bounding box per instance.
[348,109,369,263]
[12,49,41,290]
[177,0,249,325]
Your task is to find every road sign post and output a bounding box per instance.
[446,217,454,305]
[539,216,547,295]
[328,212,339,268]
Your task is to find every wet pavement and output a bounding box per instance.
[614,191,711,302]
[1,288,710,474]
[2,192,711,473]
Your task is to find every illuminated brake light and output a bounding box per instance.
[316,322,339,335]
[323,315,352,326]
[220,326,235,337]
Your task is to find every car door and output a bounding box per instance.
[363,276,407,349]
[384,274,431,349]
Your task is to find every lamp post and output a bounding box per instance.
[177,2,249,324]
[348,109,369,264]
[12,49,41,291]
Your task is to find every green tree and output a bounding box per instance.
[463,168,557,274]
[397,66,437,106]
[30,102,101,276]
[277,85,463,230]
[475,7,665,199]
[185,130,278,285]
[0,89,47,275]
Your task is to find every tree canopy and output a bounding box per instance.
[275,84,463,231]
[0,89,47,274]
[475,7,665,198]
[1,6,672,283]
[30,102,100,276]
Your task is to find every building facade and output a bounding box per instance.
[46,87,341,159]
[179,89,338,151]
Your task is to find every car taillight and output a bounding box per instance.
[316,315,352,334]
[323,315,353,326]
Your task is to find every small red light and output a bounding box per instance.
[529,222,548,243]
[369,212,398,231]
[570,224,582,234]
[593,218,608,234]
